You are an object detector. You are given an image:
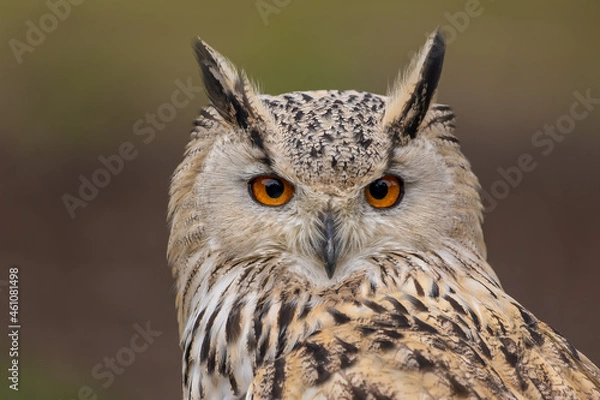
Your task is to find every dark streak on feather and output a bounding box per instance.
[390,314,411,328]
[258,326,271,362]
[276,301,297,357]
[467,308,481,330]
[421,112,455,131]
[444,295,467,315]
[447,374,470,397]
[298,302,313,319]
[413,279,425,296]
[499,342,519,368]
[383,296,408,315]
[413,350,435,370]
[413,317,439,334]
[183,308,205,386]
[228,374,239,395]
[350,386,369,399]
[218,348,228,375]
[328,308,352,324]
[336,337,359,354]
[405,294,428,312]
[438,134,460,144]
[381,329,404,339]
[303,342,331,384]
[201,304,221,365]
[478,336,492,359]
[358,326,377,336]
[363,299,387,313]
[226,301,243,344]
[375,339,396,351]
[271,358,285,399]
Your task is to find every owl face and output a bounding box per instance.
[170,31,485,290]
[196,97,472,286]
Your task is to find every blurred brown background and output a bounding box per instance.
[1,1,599,399]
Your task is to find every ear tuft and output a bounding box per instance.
[193,38,261,130]
[382,29,446,142]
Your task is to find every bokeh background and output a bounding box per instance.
[1,1,599,399]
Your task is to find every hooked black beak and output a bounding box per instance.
[318,211,339,279]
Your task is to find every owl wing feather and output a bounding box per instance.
[247,287,600,400]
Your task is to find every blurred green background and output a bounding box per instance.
[1,1,599,399]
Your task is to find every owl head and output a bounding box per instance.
[168,30,485,291]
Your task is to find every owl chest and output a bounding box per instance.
[189,290,328,399]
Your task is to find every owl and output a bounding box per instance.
[167,30,600,399]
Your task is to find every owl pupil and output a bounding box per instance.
[265,179,284,198]
[369,180,388,200]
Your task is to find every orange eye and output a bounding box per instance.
[365,175,403,208]
[249,175,295,206]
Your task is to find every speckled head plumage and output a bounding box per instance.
[168,31,600,400]
[262,91,388,191]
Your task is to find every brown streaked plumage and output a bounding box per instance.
[168,30,600,399]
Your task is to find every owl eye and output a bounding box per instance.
[249,175,295,206]
[365,175,403,208]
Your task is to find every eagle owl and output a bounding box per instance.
[167,31,600,399]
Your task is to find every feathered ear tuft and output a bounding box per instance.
[193,38,272,144]
[382,29,445,142]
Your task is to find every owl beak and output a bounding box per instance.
[318,211,339,279]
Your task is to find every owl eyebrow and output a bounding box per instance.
[383,152,406,172]
[257,155,272,168]
[248,128,267,152]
